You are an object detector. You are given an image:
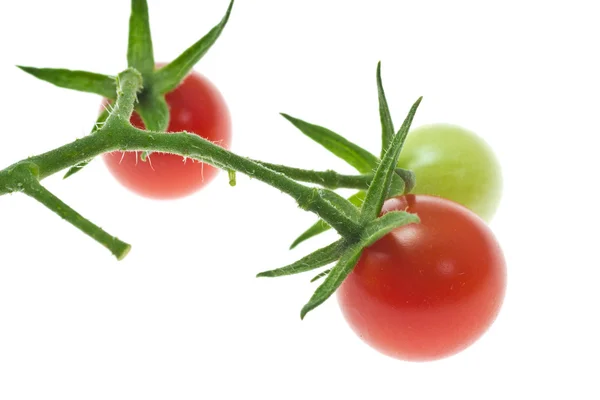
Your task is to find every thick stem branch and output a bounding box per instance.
[0,68,371,258]
[106,68,143,124]
[116,125,361,236]
[255,162,374,190]
[14,163,131,259]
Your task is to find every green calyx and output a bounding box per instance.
[18,0,235,166]
[258,66,423,317]
[288,63,420,249]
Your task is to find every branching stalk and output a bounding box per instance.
[0,69,364,252]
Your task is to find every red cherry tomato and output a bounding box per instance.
[337,194,506,361]
[103,69,231,199]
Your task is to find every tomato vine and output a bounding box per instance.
[1,0,507,362]
[0,0,425,319]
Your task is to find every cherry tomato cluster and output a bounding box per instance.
[104,68,506,361]
[2,0,506,363]
[345,125,505,360]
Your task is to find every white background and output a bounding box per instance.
[1,0,599,398]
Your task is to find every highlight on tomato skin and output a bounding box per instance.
[102,68,232,200]
[337,194,506,362]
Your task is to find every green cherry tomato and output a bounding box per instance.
[397,123,502,222]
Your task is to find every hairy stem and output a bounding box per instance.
[0,70,365,245]
[16,163,130,259]
[0,67,378,259]
[1,124,362,238]
[116,125,362,236]
[107,68,144,122]
[255,161,374,190]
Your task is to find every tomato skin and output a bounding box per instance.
[103,69,231,199]
[397,124,502,222]
[337,195,506,361]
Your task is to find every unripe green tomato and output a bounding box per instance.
[397,124,502,222]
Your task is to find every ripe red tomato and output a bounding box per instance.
[337,195,506,361]
[103,69,231,199]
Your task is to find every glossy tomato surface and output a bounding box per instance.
[397,124,502,221]
[337,195,506,361]
[103,69,231,199]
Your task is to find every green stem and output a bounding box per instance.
[107,68,144,124]
[228,170,237,186]
[0,68,365,252]
[23,134,116,181]
[2,124,361,239]
[256,162,416,193]
[1,129,368,232]
[255,161,374,190]
[15,163,130,259]
[4,68,144,181]
[116,125,362,236]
